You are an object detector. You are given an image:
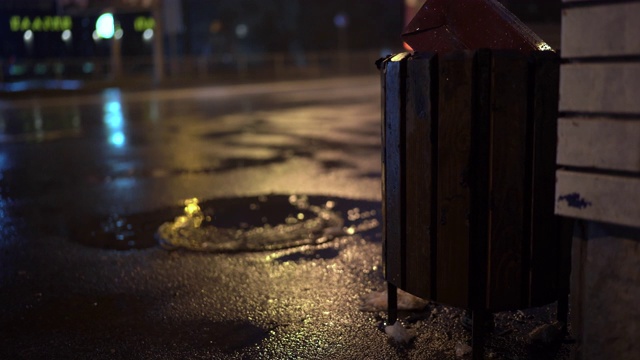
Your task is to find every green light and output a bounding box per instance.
[82,62,95,74]
[34,63,48,75]
[9,64,27,76]
[8,15,73,32]
[134,16,155,32]
[20,17,30,31]
[32,17,42,31]
[10,16,20,31]
[43,16,52,31]
[52,16,61,31]
[61,16,72,31]
[96,13,115,39]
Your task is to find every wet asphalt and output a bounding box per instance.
[0,76,571,359]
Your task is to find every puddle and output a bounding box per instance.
[69,195,380,252]
[157,195,379,252]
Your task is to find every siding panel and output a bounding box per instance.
[555,170,640,227]
[558,117,640,172]
[560,63,640,114]
[562,3,640,58]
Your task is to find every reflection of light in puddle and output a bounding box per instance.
[110,132,125,147]
[157,195,378,253]
[0,185,19,248]
[68,195,380,251]
[101,213,136,246]
[103,89,126,148]
[171,197,206,229]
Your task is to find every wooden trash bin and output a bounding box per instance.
[379,49,572,357]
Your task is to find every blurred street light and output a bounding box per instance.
[334,12,349,73]
[235,23,248,39]
[23,30,33,42]
[96,12,115,39]
[143,28,154,41]
[61,29,72,42]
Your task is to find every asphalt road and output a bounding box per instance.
[0,77,570,359]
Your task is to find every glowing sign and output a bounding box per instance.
[134,16,155,32]
[9,16,72,32]
[96,13,115,39]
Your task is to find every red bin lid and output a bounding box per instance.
[402,0,552,53]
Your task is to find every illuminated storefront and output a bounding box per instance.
[0,11,155,79]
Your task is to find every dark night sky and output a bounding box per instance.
[0,0,559,59]
[183,0,406,54]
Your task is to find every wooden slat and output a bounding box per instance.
[528,51,563,307]
[560,63,640,114]
[486,51,528,311]
[468,49,492,312]
[555,170,640,228]
[404,53,436,300]
[558,117,640,172]
[562,3,640,58]
[383,53,409,287]
[380,57,389,286]
[436,51,474,308]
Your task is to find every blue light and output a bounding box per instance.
[4,81,29,92]
[105,112,123,129]
[104,100,123,129]
[333,13,348,29]
[0,153,7,170]
[110,131,125,147]
[102,89,126,148]
[105,101,121,114]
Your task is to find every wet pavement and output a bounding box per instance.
[0,76,571,359]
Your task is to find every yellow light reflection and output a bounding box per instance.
[181,198,204,228]
[184,198,200,216]
[536,42,553,51]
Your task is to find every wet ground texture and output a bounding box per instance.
[0,77,572,359]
